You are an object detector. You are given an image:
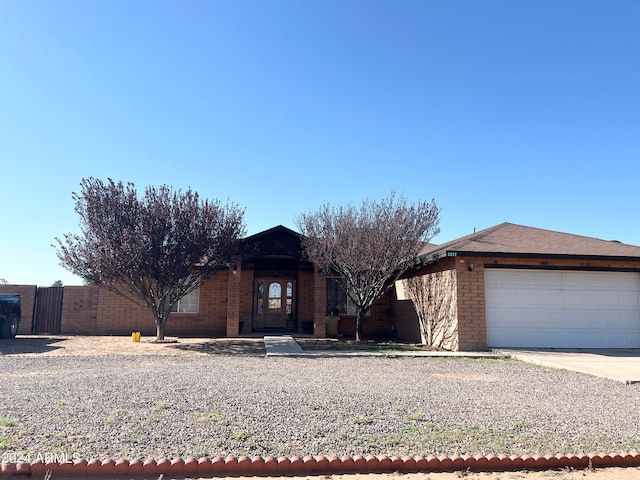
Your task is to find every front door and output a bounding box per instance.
[254,278,295,330]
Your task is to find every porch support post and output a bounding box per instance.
[226,260,241,337]
[313,266,326,338]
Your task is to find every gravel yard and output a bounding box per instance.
[1,338,639,463]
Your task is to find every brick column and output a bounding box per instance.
[313,267,326,337]
[456,258,487,351]
[226,262,241,337]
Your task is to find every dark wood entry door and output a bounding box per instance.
[254,278,295,330]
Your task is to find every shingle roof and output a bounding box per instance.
[419,222,640,261]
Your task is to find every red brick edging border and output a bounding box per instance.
[1,452,639,477]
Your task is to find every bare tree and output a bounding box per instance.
[55,178,245,340]
[0,279,7,285]
[399,271,458,350]
[297,193,440,341]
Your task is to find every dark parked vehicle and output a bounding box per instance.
[0,294,21,339]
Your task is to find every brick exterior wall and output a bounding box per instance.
[313,269,326,337]
[93,274,229,337]
[0,284,37,335]
[393,258,459,347]
[392,297,421,342]
[95,288,155,335]
[454,258,486,351]
[60,286,99,334]
[297,269,315,331]
[226,266,241,336]
[394,268,458,350]
[238,266,255,333]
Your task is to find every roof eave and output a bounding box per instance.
[433,250,640,263]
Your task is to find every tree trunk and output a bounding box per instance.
[155,313,170,341]
[355,312,364,342]
[156,321,165,341]
[154,304,171,341]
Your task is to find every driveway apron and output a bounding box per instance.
[498,349,640,384]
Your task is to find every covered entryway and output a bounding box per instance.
[485,269,640,348]
[253,278,296,331]
[238,226,314,335]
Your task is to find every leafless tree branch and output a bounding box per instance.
[55,178,245,340]
[297,192,439,341]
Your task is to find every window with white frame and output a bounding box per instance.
[171,287,200,314]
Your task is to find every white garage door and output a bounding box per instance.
[485,269,640,348]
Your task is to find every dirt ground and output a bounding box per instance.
[2,336,639,479]
[0,334,266,356]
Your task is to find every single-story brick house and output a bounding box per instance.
[2,222,639,350]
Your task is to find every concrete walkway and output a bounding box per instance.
[498,348,640,384]
[264,335,501,358]
[264,335,305,355]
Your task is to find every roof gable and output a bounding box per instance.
[243,224,300,242]
[241,225,302,259]
[420,223,640,261]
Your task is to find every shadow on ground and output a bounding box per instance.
[167,339,266,356]
[296,337,438,352]
[0,337,66,355]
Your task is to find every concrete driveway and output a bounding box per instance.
[498,348,640,384]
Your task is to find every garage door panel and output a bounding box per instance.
[486,269,640,348]
[489,322,640,348]
[490,326,591,348]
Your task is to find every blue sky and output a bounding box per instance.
[1,1,639,286]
